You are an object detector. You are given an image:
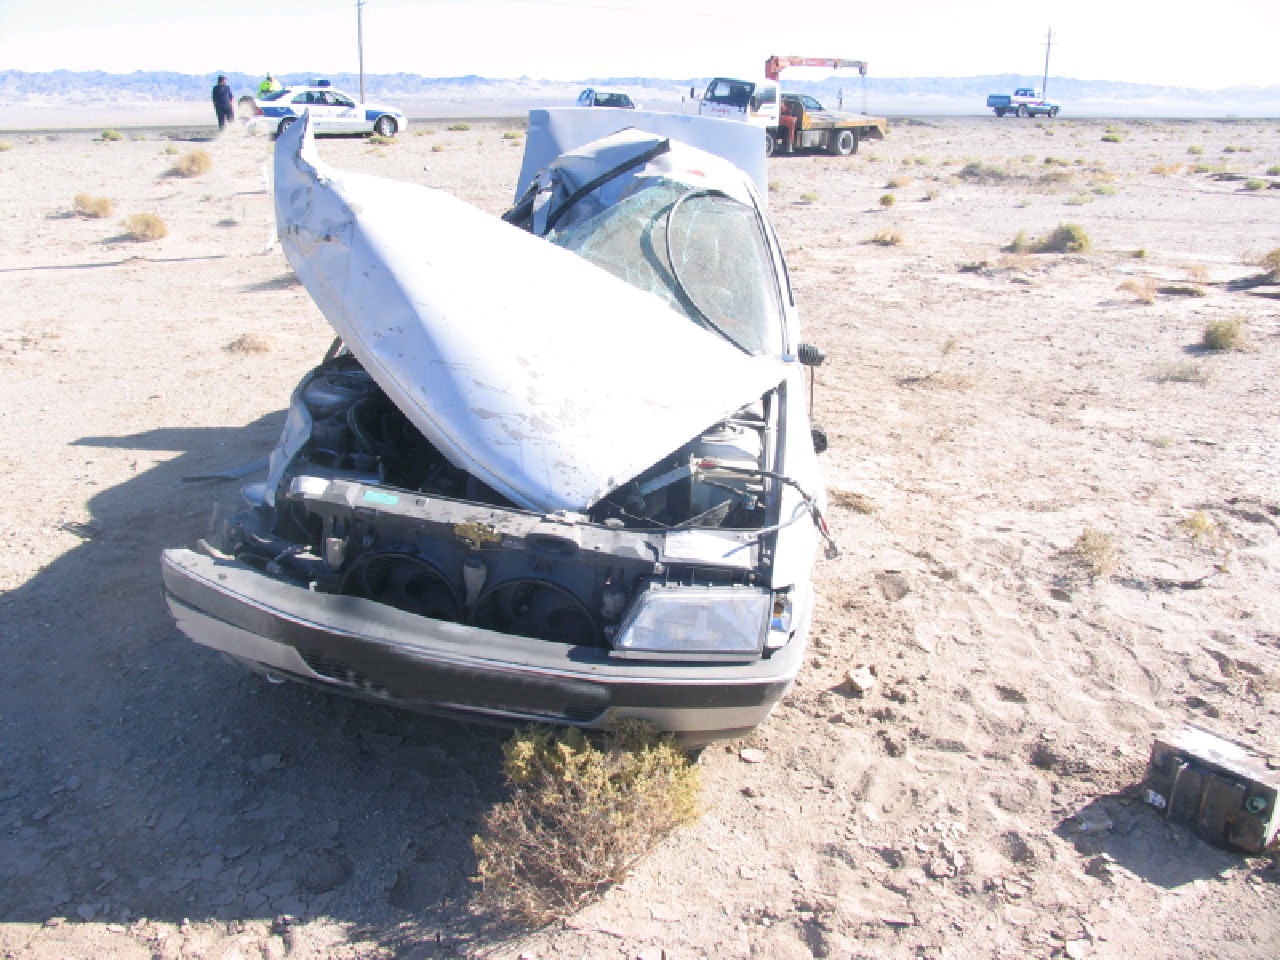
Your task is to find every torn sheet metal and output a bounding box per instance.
[516,108,768,204]
[273,114,786,513]
[1144,724,1279,853]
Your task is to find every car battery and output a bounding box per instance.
[1144,724,1279,853]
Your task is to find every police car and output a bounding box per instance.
[246,81,408,138]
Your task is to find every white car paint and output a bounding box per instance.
[273,114,787,513]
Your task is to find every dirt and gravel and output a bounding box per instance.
[1,114,1278,959]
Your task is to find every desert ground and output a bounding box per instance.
[0,112,1278,959]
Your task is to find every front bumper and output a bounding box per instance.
[161,549,806,748]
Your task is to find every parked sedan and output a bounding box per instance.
[161,109,831,750]
[245,83,407,138]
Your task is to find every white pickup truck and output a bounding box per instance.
[987,88,1060,118]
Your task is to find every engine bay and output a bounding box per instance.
[214,354,779,648]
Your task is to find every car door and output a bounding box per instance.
[290,90,335,132]
[325,91,366,132]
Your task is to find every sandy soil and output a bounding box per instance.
[0,115,1278,959]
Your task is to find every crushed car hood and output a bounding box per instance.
[274,115,787,513]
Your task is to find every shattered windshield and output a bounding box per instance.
[550,179,783,356]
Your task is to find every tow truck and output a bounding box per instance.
[695,56,887,157]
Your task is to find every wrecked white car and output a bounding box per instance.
[161,109,832,748]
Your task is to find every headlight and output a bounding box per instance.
[612,586,770,661]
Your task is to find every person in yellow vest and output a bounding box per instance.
[258,73,282,97]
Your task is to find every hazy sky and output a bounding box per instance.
[0,0,1277,88]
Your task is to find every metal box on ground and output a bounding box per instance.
[1144,724,1279,854]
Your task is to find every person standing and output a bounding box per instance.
[258,73,281,97]
[211,75,235,130]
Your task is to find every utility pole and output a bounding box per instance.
[355,0,366,103]
[1042,26,1053,98]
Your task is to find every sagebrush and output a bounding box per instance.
[1202,317,1245,351]
[473,722,700,926]
[122,213,167,241]
[172,150,211,177]
[1072,527,1119,579]
[73,193,113,218]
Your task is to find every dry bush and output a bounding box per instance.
[1155,361,1208,384]
[1065,193,1093,205]
[1243,179,1267,191]
[886,175,912,189]
[121,213,167,241]
[1267,165,1280,176]
[1036,223,1091,254]
[163,144,178,155]
[0,141,13,152]
[473,722,700,926]
[800,191,819,204]
[1183,263,1210,283]
[829,489,874,513]
[1181,510,1225,548]
[430,143,446,153]
[73,193,114,218]
[446,122,470,131]
[173,149,211,177]
[878,193,895,208]
[1118,277,1157,303]
[1071,527,1119,579]
[1007,230,1032,254]
[224,333,273,355]
[1202,317,1245,351]
[1150,163,1181,175]
[1187,145,1204,155]
[100,129,123,142]
[502,130,523,140]
[871,228,902,246]
[958,161,1010,182]
[1258,247,1280,277]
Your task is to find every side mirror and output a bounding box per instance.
[811,425,829,454]
[689,86,698,100]
[797,343,826,367]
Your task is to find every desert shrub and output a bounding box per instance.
[73,193,114,218]
[100,129,124,142]
[473,722,700,926]
[1192,163,1212,174]
[924,188,939,201]
[1243,178,1267,190]
[1202,317,1245,351]
[0,141,12,152]
[1155,361,1208,384]
[1184,263,1210,283]
[1181,510,1225,548]
[1259,247,1280,277]
[800,191,819,204]
[1065,193,1093,205]
[1071,527,1119,579]
[1187,145,1204,155]
[368,135,395,146]
[1132,248,1147,259]
[886,175,911,189]
[1267,165,1280,176]
[122,213,167,241]
[224,332,272,354]
[430,143,446,152]
[163,144,178,155]
[1118,277,1157,303]
[502,130,523,140]
[446,122,470,131]
[1036,223,1091,254]
[1043,156,1069,166]
[1039,169,1073,183]
[1092,184,1116,196]
[958,161,1010,182]
[1007,230,1032,253]
[173,149,211,177]
[871,228,902,246]
[878,193,895,208]
[1150,163,1181,175]
[1101,134,1122,143]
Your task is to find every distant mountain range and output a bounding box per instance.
[3,70,1278,117]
